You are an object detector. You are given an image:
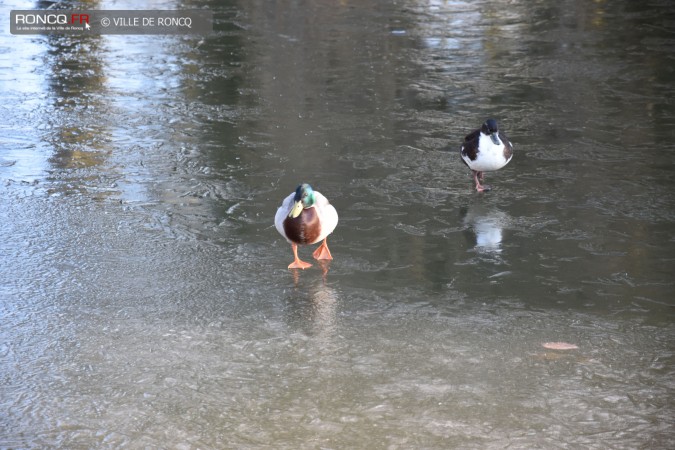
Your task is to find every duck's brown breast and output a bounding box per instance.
[283,207,321,244]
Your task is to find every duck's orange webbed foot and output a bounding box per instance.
[312,239,333,260]
[288,260,312,269]
[288,243,312,269]
[473,171,491,192]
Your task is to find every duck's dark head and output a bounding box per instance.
[289,183,316,218]
[481,119,501,145]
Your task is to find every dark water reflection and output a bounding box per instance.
[1,0,674,448]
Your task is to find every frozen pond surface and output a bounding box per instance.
[1,0,674,448]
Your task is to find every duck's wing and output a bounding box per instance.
[499,131,514,162]
[274,192,296,238]
[313,191,338,240]
[460,129,481,161]
[463,129,481,143]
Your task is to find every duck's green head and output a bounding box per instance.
[289,183,316,218]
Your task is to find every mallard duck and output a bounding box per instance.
[274,183,339,269]
[460,119,514,192]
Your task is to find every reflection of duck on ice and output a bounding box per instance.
[284,278,339,339]
[462,204,509,254]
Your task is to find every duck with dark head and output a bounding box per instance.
[460,119,514,192]
[275,183,338,269]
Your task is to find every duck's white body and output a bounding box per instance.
[460,119,514,192]
[461,132,513,172]
[275,184,338,269]
[275,190,338,245]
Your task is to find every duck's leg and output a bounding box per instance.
[473,171,491,192]
[312,238,333,260]
[288,243,312,269]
